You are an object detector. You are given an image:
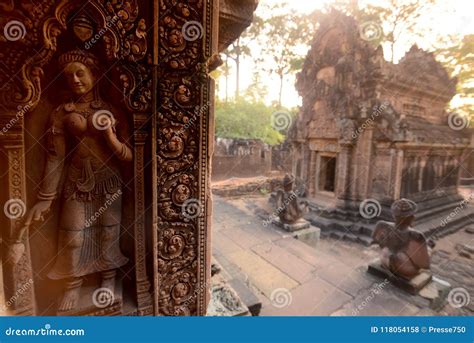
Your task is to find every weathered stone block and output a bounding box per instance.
[293,226,321,248]
[229,279,262,316]
[273,218,311,232]
[367,261,432,295]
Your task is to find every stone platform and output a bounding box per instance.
[56,283,123,316]
[306,193,474,246]
[367,261,432,295]
[211,196,471,316]
[273,218,311,232]
[367,261,452,310]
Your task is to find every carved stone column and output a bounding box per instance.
[335,142,353,203]
[154,0,218,317]
[392,146,405,200]
[132,115,153,316]
[351,126,374,201]
[0,125,35,315]
[153,0,258,316]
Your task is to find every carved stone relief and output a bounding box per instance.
[0,0,153,316]
[1,0,256,317]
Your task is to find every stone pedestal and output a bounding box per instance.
[273,218,311,232]
[293,227,321,248]
[368,261,452,311]
[367,260,432,295]
[57,284,123,316]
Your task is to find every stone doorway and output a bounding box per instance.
[318,156,337,193]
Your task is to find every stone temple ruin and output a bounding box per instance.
[288,11,473,244]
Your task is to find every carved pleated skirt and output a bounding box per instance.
[47,163,129,280]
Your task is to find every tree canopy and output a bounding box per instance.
[215,98,296,146]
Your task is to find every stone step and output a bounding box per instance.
[228,278,262,316]
[306,200,473,245]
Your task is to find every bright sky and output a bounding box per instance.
[217,0,474,108]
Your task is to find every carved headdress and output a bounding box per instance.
[391,198,417,218]
[58,49,100,72]
[283,174,295,187]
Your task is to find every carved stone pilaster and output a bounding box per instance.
[353,126,374,200]
[154,0,217,316]
[0,136,36,315]
[392,147,405,200]
[133,115,153,316]
[335,143,353,201]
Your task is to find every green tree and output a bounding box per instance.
[333,0,437,62]
[254,2,318,107]
[222,15,263,100]
[215,98,293,145]
[243,72,268,103]
[434,34,474,121]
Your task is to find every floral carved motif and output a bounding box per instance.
[156,0,213,316]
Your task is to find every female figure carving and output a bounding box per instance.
[25,50,132,312]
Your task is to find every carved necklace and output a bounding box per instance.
[64,99,104,118]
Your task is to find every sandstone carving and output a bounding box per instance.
[372,199,430,279]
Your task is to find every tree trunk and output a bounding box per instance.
[235,38,241,99]
[225,56,229,102]
[391,41,395,63]
[278,73,284,107]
